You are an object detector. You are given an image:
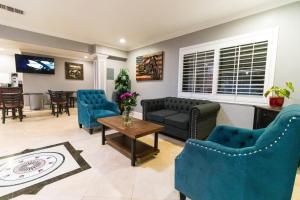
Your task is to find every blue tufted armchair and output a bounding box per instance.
[175,104,300,200]
[77,90,120,134]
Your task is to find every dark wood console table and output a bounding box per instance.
[253,105,282,129]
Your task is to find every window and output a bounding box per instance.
[217,41,268,96]
[182,53,196,92]
[182,50,214,93]
[178,28,278,105]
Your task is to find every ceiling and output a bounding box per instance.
[0,0,297,51]
[0,39,92,61]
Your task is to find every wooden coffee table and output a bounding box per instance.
[97,116,164,166]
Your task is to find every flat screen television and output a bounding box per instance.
[15,54,55,74]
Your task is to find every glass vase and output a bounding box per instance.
[122,107,133,127]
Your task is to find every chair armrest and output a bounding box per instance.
[78,101,92,110]
[178,139,256,160]
[105,100,120,114]
[141,98,165,120]
[77,100,93,126]
[207,125,265,144]
[175,139,257,198]
[189,102,220,139]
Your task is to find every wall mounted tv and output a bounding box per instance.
[15,54,55,74]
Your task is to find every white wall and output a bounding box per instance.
[217,103,254,129]
[127,2,300,129]
[22,56,94,93]
[0,53,23,84]
[0,54,15,73]
[106,59,126,100]
[22,56,94,106]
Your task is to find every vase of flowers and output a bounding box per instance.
[119,92,139,126]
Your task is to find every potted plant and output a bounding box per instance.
[114,69,131,113]
[119,92,139,126]
[264,82,294,107]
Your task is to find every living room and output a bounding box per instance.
[0,0,300,200]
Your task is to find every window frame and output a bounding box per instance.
[178,28,278,105]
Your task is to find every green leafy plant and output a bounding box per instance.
[114,68,131,100]
[264,82,294,98]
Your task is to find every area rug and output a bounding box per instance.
[0,142,90,199]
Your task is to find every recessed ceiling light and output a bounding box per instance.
[84,56,88,59]
[119,38,126,44]
[0,48,4,51]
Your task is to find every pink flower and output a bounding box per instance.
[119,92,133,100]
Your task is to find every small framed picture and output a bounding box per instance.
[65,62,84,80]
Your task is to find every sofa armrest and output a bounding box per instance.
[141,98,165,120]
[189,102,220,140]
[192,102,220,118]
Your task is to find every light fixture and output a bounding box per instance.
[119,38,126,44]
[84,55,88,59]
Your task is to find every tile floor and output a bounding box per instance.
[0,108,299,200]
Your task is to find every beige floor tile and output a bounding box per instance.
[82,196,131,200]
[84,165,137,198]
[0,108,298,200]
[12,194,83,200]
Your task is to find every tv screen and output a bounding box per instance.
[15,54,55,74]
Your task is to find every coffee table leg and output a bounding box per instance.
[154,132,159,149]
[102,125,106,145]
[131,138,136,166]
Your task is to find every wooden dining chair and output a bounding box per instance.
[0,87,23,119]
[48,90,70,117]
[1,93,23,124]
[66,92,76,108]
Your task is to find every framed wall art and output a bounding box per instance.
[65,62,84,80]
[136,51,163,81]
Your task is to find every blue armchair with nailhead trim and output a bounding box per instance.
[175,104,300,200]
[77,90,120,134]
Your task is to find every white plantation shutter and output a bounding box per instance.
[195,50,214,93]
[217,41,268,96]
[178,28,277,104]
[182,50,214,94]
[182,53,196,92]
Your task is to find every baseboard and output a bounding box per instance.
[133,111,143,119]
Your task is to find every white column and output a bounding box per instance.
[94,54,108,92]
[93,59,98,89]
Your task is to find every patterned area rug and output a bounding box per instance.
[0,142,90,199]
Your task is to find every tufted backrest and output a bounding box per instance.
[208,126,262,148]
[164,97,208,113]
[77,90,107,109]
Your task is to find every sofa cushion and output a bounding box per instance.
[147,109,178,123]
[165,113,189,130]
[93,109,118,119]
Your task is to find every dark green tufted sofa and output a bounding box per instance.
[141,97,220,140]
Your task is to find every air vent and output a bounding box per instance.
[0,4,24,15]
